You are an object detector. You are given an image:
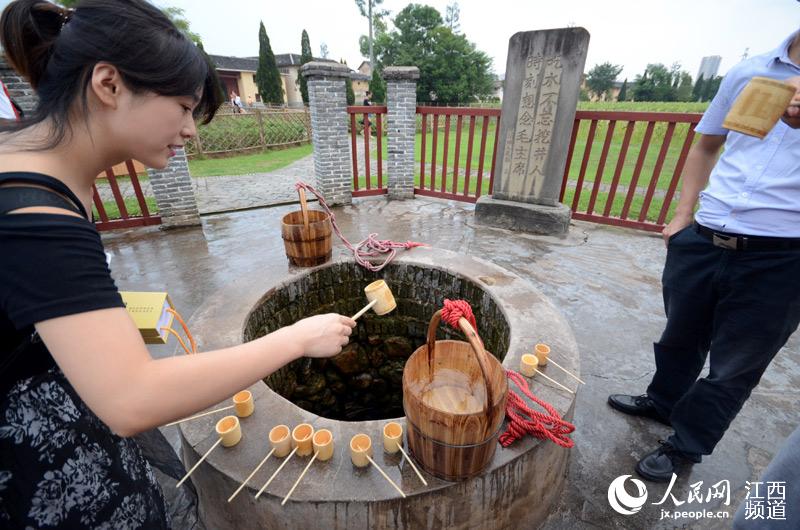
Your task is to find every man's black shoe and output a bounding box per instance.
[607,394,671,426]
[636,441,701,482]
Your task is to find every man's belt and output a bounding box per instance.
[694,222,800,251]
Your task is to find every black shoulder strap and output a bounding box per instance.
[0,187,83,216]
[0,172,89,219]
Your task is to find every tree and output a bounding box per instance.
[369,69,386,104]
[617,78,628,102]
[298,30,312,104]
[632,63,689,102]
[355,0,389,70]
[161,6,202,44]
[445,2,460,33]
[319,42,329,59]
[586,62,623,100]
[365,4,494,104]
[703,76,722,102]
[255,22,283,105]
[692,74,705,102]
[676,72,693,101]
[342,60,355,105]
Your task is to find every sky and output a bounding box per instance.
[5,0,800,81]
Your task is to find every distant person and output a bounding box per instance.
[0,80,19,121]
[608,30,800,483]
[246,95,254,108]
[362,90,372,136]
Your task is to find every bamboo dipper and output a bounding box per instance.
[176,415,242,488]
[352,280,396,320]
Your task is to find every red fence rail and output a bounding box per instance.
[93,159,161,231]
[347,105,388,197]
[561,110,701,232]
[415,106,501,203]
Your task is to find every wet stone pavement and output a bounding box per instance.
[101,197,800,529]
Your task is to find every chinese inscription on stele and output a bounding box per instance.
[502,54,563,199]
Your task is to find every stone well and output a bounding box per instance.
[180,248,579,529]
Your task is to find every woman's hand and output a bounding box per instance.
[290,313,356,358]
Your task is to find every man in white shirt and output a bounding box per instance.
[608,31,800,482]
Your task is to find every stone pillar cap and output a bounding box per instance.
[382,66,420,80]
[301,61,351,79]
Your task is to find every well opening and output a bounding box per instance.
[244,262,510,421]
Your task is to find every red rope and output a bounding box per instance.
[440,299,575,449]
[294,181,427,271]
[500,369,575,448]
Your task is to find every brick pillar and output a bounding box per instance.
[383,67,419,200]
[147,148,201,229]
[300,61,352,205]
[0,56,37,113]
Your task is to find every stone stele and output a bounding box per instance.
[476,28,589,235]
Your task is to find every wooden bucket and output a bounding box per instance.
[281,188,332,267]
[402,310,508,481]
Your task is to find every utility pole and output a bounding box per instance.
[368,0,374,70]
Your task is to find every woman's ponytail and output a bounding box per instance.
[1,0,72,89]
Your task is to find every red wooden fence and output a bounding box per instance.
[561,111,701,233]
[93,159,161,231]
[415,106,501,203]
[347,105,388,197]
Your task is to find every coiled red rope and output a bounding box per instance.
[295,181,427,271]
[440,299,575,449]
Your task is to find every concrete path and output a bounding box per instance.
[101,197,799,529]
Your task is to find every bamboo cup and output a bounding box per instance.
[233,390,255,418]
[256,424,311,499]
[352,280,397,320]
[292,423,314,457]
[520,353,539,377]
[228,424,292,503]
[270,424,292,457]
[383,422,403,454]
[217,415,242,447]
[534,344,550,366]
[176,415,242,488]
[281,429,334,506]
[350,433,373,467]
[313,429,335,461]
[383,421,428,486]
[723,76,796,139]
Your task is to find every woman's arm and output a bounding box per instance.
[35,307,354,436]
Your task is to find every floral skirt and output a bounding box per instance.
[0,368,169,528]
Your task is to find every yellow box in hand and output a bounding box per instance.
[120,291,174,344]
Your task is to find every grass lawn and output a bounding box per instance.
[187,144,312,177]
[94,196,159,220]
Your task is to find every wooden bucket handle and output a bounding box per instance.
[298,187,310,231]
[425,310,494,422]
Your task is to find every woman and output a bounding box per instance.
[0,1,355,527]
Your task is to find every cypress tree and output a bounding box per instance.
[299,30,312,104]
[256,21,284,105]
[368,68,385,103]
[618,79,628,102]
[692,74,705,102]
[342,60,355,105]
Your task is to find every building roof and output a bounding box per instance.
[210,53,337,72]
[350,72,371,81]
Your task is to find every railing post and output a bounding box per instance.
[383,66,420,200]
[301,61,353,205]
[147,148,201,228]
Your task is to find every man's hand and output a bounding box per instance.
[662,213,693,247]
[782,76,800,129]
